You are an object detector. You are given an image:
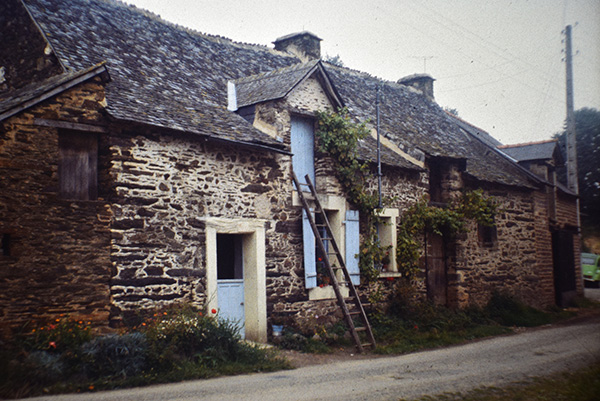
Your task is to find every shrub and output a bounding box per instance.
[485,292,554,327]
[81,332,148,379]
[141,304,243,370]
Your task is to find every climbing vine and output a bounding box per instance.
[316,108,388,283]
[315,108,379,214]
[315,109,498,285]
[396,190,498,280]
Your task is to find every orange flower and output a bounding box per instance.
[198,311,203,316]
[49,341,57,349]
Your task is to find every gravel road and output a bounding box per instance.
[21,315,600,401]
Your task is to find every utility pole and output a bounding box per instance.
[565,25,578,195]
[376,84,382,209]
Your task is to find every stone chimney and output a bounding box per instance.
[397,74,435,100]
[273,31,322,62]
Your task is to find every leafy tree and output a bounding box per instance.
[555,107,600,229]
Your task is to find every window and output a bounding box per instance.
[1,234,10,257]
[428,159,442,203]
[375,209,399,274]
[478,222,497,247]
[303,206,360,290]
[59,130,98,200]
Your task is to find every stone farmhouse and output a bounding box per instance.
[1,0,581,342]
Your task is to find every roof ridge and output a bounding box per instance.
[233,59,319,84]
[106,0,299,60]
[498,139,557,149]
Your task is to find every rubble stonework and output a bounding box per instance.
[0,79,112,333]
[0,0,583,338]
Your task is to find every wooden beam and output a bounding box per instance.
[33,118,108,133]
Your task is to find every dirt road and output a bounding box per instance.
[21,315,600,401]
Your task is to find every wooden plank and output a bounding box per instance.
[34,118,108,133]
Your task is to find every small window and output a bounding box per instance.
[59,130,98,200]
[1,234,10,256]
[478,223,497,247]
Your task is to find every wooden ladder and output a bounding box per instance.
[292,171,376,352]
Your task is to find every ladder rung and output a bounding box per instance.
[292,171,376,353]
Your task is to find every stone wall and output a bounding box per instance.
[454,186,556,309]
[0,78,112,335]
[107,127,294,319]
[0,0,64,93]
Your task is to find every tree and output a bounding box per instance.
[555,107,600,230]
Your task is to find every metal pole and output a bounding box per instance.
[376,84,382,209]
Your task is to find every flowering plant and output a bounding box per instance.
[24,315,92,352]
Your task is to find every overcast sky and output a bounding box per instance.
[125,0,600,145]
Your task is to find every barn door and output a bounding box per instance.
[426,232,447,306]
[551,230,577,307]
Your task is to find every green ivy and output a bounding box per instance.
[315,109,498,285]
[316,108,387,282]
[396,190,498,280]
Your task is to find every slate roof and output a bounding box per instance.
[0,63,109,121]
[324,64,536,188]
[498,140,564,165]
[234,60,321,108]
[446,112,503,148]
[22,0,299,149]
[18,0,537,187]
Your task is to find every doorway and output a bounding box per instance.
[552,230,577,307]
[217,234,245,337]
[205,218,267,342]
[426,232,447,306]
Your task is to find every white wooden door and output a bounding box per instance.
[216,234,245,337]
[217,280,245,338]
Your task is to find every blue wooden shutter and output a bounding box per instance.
[303,209,317,288]
[345,210,360,285]
[291,117,315,188]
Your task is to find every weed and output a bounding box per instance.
[485,292,555,327]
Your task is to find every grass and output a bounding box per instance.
[274,291,586,356]
[405,359,600,401]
